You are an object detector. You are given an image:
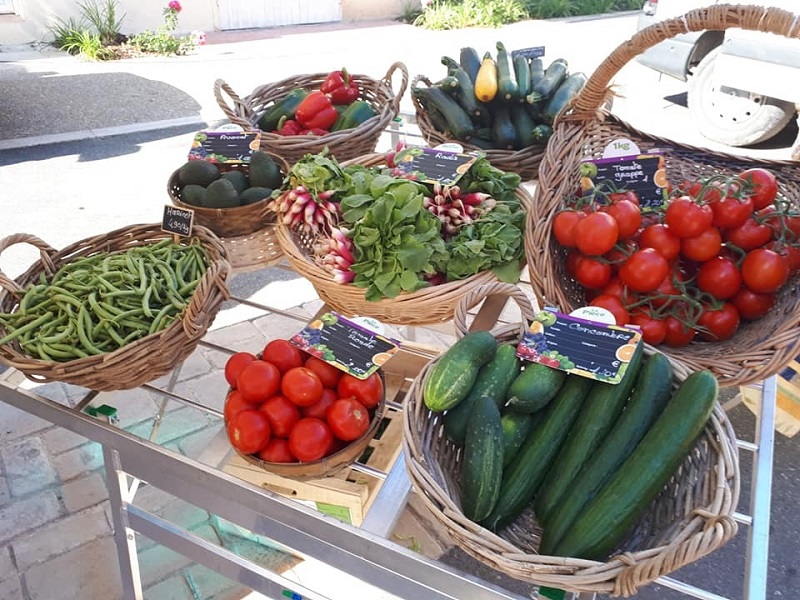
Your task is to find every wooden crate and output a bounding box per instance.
[739,357,800,438]
[222,343,440,525]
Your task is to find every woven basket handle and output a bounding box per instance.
[0,233,58,296]
[381,62,409,114]
[568,4,800,120]
[453,282,538,341]
[213,79,256,129]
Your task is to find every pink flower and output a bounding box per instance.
[193,30,207,45]
[168,0,182,12]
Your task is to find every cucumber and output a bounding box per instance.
[442,56,481,118]
[542,72,588,125]
[495,41,519,101]
[532,58,568,100]
[553,370,719,560]
[505,362,566,413]
[500,410,537,468]
[535,344,644,527]
[481,375,595,532]
[443,344,522,446]
[459,46,483,84]
[513,54,531,100]
[539,352,673,554]
[490,103,517,151]
[461,395,504,522]
[423,331,497,412]
[510,103,537,149]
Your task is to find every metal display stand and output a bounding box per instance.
[0,293,776,600]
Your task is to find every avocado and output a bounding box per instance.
[204,178,240,208]
[180,184,207,207]
[248,151,283,189]
[239,186,272,205]
[221,169,249,194]
[177,160,220,187]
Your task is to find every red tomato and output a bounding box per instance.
[572,255,612,289]
[223,389,250,424]
[618,248,670,293]
[707,191,753,230]
[304,355,343,389]
[257,438,296,463]
[236,360,281,405]
[662,315,696,347]
[739,168,778,211]
[604,238,638,268]
[638,223,681,261]
[600,277,638,305]
[731,288,776,320]
[589,294,630,326]
[227,409,271,455]
[552,209,584,248]
[261,339,304,374]
[724,216,773,251]
[766,241,800,275]
[259,394,301,438]
[697,303,741,342]
[696,257,743,300]
[629,309,667,346]
[224,352,257,388]
[741,248,790,293]
[645,271,684,309]
[665,196,714,238]
[302,388,338,420]
[337,371,383,409]
[573,211,619,256]
[326,397,371,442]
[602,199,641,239]
[281,367,325,407]
[608,190,640,206]
[680,227,722,263]
[288,417,334,462]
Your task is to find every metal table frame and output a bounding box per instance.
[0,294,776,600]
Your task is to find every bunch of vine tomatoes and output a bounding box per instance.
[223,339,383,463]
[551,167,800,347]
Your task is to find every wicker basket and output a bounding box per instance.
[213,62,408,165]
[411,75,547,181]
[0,224,231,391]
[275,152,533,326]
[526,4,800,388]
[402,282,740,597]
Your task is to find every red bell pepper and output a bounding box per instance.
[274,115,303,136]
[294,90,339,130]
[320,68,360,105]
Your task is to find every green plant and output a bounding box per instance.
[77,0,125,45]
[398,1,424,23]
[415,0,527,30]
[526,0,579,19]
[128,1,196,57]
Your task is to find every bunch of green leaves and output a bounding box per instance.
[128,30,194,56]
[78,0,126,45]
[287,152,352,198]
[458,156,522,204]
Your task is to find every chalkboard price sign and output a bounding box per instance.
[290,312,400,379]
[516,309,642,384]
[161,205,194,237]
[512,46,545,60]
[391,146,478,186]
[187,130,261,164]
[580,153,669,210]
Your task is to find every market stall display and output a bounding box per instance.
[0,223,230,391]
[213,62,408,164]
[403,282,739,597]
[525,4,800,388]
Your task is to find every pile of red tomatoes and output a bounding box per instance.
[551,167,799,347]
[223,339,383,463]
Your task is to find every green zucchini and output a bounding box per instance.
[490,103,517,151]
[535,344,644,527]
[434,75,461,93]
[461,395,504,522]
[542,72,588,125]
[423,331,497,412]
[505,361,566,413]
[419,84,475,141]
[500,410,537,467]
[539,352,673,554]
[411,84,452,135]
[481,375,595,532]
[513,54,531,100]
[257,87,308,132]
[531,123,553,144]
[459,46,483,84]
[495,41,519,101]
[553,370,719,560]
[532,58,568,100]
[443,343,521,446]
[468,136,495,150]
[509,103,537,149]
[529,57,545,90]
[442,56,481,118]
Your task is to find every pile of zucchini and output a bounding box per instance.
[411,43,587,150]
[422,331,719,560]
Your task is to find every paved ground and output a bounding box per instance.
[0,12,798,600]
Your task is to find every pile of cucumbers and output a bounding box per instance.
[411,42,587,150]
[422,331,719,560]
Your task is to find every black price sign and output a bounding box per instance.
[392,146,478,186]
[516,309,642,384]
[161,205,193,237]
[290,312,399,379]
[187,130,261,164]
[580,153,669,210]
[512,46,545,60]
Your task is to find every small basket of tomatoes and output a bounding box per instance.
[222,338,385,480]
[525,4,800,388]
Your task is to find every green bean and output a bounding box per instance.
[36,318,74,344]
[76,305,104,355]
[141,283,154,318]
[0,311,54,345]
[47,342,90,359]
[148,303,176,335]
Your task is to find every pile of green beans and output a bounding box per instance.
[0,238,210,361]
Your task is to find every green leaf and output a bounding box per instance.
[400,269,422,291]
[491,260,522,283]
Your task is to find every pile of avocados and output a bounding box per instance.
[176,151,284,209]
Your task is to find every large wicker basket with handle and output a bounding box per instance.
[214,62,408,165]
[0,224,231,391]
[526,4,800,388]
[402,282,740,597]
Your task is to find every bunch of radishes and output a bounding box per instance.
[423,182,497,237]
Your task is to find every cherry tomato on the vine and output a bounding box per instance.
[618,248,670,293]
[665,196,714,238]
[602,199,641,239]
[589,294,630,326]
[629,309,667,346]
[739,167,778,211]
[552,209,585,248]
[638,223,681,261]
[572,254,612,289]
[696,256,742,300]
[574,211,619,256]
[724,216,772,251]
[708,194,753,230]
[662,315,696,347]
[731,288,776,320]
[741,248,790,293]
[697,303,740,342]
